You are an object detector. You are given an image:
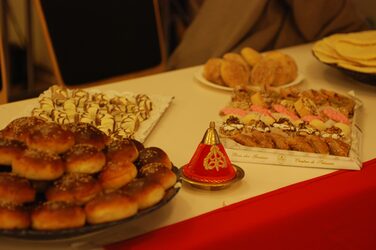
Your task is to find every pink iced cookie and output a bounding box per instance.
[219,107,248,117]
[272,104,299,120]
[322,108,350,124]
[301,115,322,122]
[250,105,272,117]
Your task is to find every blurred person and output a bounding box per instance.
[168,0,370,69]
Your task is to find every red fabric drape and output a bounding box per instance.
[105,159,376,250]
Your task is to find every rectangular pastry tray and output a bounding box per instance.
[218,91,363,170]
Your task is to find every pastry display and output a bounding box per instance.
[218,87,357,157]
[0,117,179,231]
[31,85,153,140]
[202,47,299,89]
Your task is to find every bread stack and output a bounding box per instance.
[313,30,376,74]
[203,47,298,88]
[0,117,177,231]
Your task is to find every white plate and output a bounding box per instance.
[194,67,305,91]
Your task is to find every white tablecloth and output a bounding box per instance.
[1,43,376,250]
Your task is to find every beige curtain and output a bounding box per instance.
[168,0,369,69]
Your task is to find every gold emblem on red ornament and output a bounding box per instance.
[203,145,226,171]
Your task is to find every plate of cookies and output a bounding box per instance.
[0,117,180,240]
[196,47,305,91]
[217,87,362,170]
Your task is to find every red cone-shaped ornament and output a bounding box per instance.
[182,122,236,183]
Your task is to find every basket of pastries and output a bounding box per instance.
[312,30,376,84]
[0,117,180,239]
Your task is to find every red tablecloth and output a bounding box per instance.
[105,159,376,250]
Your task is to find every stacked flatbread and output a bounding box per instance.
[313,30,376,75]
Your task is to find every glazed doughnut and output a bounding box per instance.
[64,144,106,174]
[120,178,165,210]
[12,149,65,181]
[0,137,26,166]
[99,160,137,192]
[1,116,46,142]
[31,201,86,230]
[84,192,138,224]
[106,139,139,163]
[0,203,30,229]
[65,122,109,150]
[26,122,75,154]
[0,173,36,204]
[46,173,102,205]
[139,163,177,190]
[137,147,173,169]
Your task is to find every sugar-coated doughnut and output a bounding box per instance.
[106,139,139,163]
[12,149,65,181]
[84,192,138,224]
[220,60,250,88]
[31,201,86,230]
[0,137,26,166]
[26,122,75,154]
[250,57,278,86]
[137,147,172,169]
[64,144,106,174]
[120,178,165,210]
[0,202,30,229]
[223,53,251,73]
[240,47,262,67]
[1,116,46,142]
[65,122,109,150]
[46,173,102,205]
[0,173,36,204]
[263,51,297,86]
[99,160,137,192]
[139,163,177,190]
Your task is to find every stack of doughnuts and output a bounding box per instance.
[0,116,177,231]
[203,47,298,88]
